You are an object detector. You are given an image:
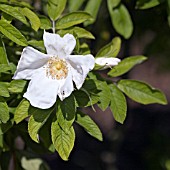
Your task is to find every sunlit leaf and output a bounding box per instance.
[68,0,85,12]
[0,4,28,25]
[0,83,9,97]
[14,99,30,124]
[51,119,75,161]
[21,157,50,170]
[97,81,111,111]
[0,20,27,46]
[76,111,103,141]
[0,37,8,64]
[39,15,51,29]
[28,40,45,52]
[57,26,95,39]
[109,84,127,124]
[84,0,102,26]
[21,8,41,31]
[8,80,27,93]
[96,37,121,58]
[108,55,147,77]
[107,0,121,8]
[118,79,168,105]
[47,0,67,21]
[56,12,92,29]
[0,99,9,123]
[108,2,133,39]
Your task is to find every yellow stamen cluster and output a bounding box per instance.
[46,57,68,80]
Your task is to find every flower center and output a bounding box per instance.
[46,57,68,80]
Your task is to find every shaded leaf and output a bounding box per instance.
[136,0,165,9]
[0,20,27,46]
[108,55,147,77]
[57,95,76,132]
[118,79,168,105]
[14,99,30,124]
[0,120,13,135]
[109,84,127,124]
[76,111,103,141]
[96,37,121,58]
[28,106,55,143]
[56,12,92,29]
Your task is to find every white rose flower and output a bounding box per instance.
[13,31,95,109]
[95,57,121,70]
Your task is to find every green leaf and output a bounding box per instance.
[136,0,165,9]
[57,95,76,132]
[0,99,9,123]
[14,99,30,124]
[57,26,95,39]
[21,157,50,170]
[0,4,28,25]
[84,0,102,26]
[0,64,11,73]
[0,37,8,64]
[0,83,9,97]
[109,84,127,124]
[76,111,103,141]
[8,80,27,93]
[28,40,45,52]
[97,81,111,111]
[39,15,51,29]
[28,106,55,143]
[108,3,133,39]
[0,20,27,46]
[108,55,147,77]
[118,79,168,105]
[107,0,121,8]
[0,120,13,135]
[68,0,85,12]
[47,0,67,21]
[74,90,90,107]
[51,120,75,161]
[56,12,92,29]
[96,37,121,58]
[21,8,41,31]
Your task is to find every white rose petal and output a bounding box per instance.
[13,32,95,109]
[95,57,121,70]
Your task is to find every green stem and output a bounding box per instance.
[52,20,55,34]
